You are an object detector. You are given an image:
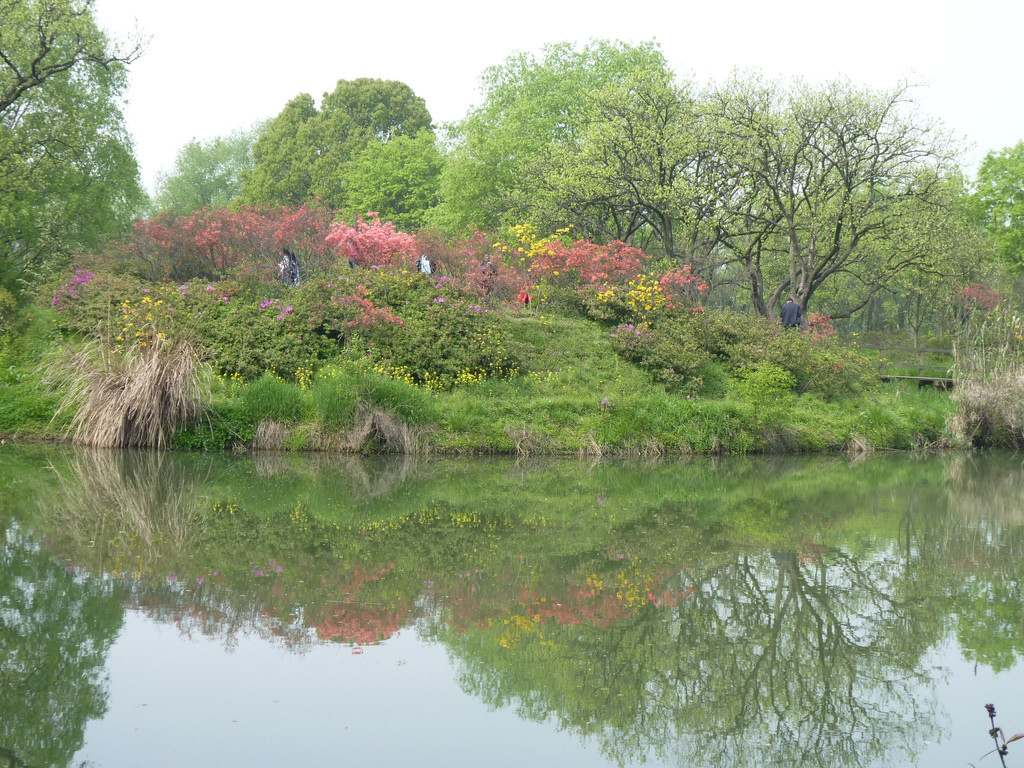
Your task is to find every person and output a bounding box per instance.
[780,296,802,328]
[418,253,432,275]
[517,286,532,308]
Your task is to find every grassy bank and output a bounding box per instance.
[0,295,955,455]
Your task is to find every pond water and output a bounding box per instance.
[1,446,1023,768]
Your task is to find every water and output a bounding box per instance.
[1,447,1022,768]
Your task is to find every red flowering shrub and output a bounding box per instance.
[81,205,337,284]
[325,213,418,271]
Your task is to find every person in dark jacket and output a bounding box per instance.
[780,296,802,328]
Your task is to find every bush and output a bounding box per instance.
[353,272,520,390]
[611,309,878,400]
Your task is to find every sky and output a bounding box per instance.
[93,0,1024,195]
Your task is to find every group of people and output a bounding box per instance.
[278,248,300,286]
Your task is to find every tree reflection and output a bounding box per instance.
[0,520,123,768]
[5,447,1024,767]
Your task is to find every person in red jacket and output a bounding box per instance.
[517,286,532,309]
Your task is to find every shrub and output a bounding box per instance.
[0,285,17,333]
[609,320,710,394]
[352,272,520,390]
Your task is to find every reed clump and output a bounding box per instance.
[44,333,210,449]
[950,306,1024,448]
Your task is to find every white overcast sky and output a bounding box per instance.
[93,0,1023,195]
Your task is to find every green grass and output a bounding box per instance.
[3,298,959,454]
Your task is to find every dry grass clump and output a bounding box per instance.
[949,370,1024,448]
[950,307,1024,448]
[253,419,291,450]
[346,404,419,453]
[45,335,210,448]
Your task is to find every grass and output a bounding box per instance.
[41,334,210,449]
[2,299,958,455]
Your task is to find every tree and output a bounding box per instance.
[0,0,145,292]
[343,130,443,231]
[240,79,433,211]
[153,125,261,214]
[548,67,723,273]
[432,40,669,234]
[711,77,961,320]
[240,94,318,207]
[971,141,1024,271]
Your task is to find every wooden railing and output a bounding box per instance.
[865,347,954,388]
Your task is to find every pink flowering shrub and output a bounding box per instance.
[326,213,418,271]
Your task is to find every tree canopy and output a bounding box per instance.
[971,141,1024,271]
[152,125,261,214]
[0,0,145,292]
[240,78,434,215]
[431,40,671,234]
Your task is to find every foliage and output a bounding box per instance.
[433,39,670,233]
[608,309,877,400]
[241,78,433,212]
[971,141,1024,271]
[0,284,17,333]
[325,212,418,270]
[351,271,521,390]
[343,130,443,231]
[0,0,145,294]
[152,125,261,214]
[97,204,338,283]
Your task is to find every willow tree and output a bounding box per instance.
[711,77,961,320]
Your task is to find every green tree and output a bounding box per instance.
[240,94,318,206]
[971,141,1024,271]
[344,130,443,230]
[0,0,145,292]
[712,77,961,320]
[241,79,433,211]
[153,125,261,213]
[432,40,669,234]
[548,67,723,271]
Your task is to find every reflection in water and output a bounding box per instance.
[0,520,123,768]
[1,447,1023,767]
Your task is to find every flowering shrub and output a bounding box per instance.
[609,319,711,394]
[959,283,1001,312]
[607,309,876,399]
[325,213,418,271]
[51,271,95,312]
[806,312,837,341]
[87,205,338,284]
[317,269,517,390]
